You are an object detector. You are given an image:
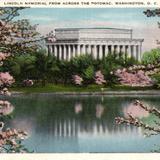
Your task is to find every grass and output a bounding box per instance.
[10,83,159,94]
[11,84,104,93]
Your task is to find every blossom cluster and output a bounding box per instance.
[0,126,28,153]
[23,79,34,87]
[73,71,106,86]
[126,64,160,76]
[95,71,106,85]
[0,52,10,61]
[115,68,154,87]
[72,75,83,85]
[0,72,15,88]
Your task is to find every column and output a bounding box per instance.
[99,45,103,59]
[77,45,80,56]
[110,45,113,55]
[105,45,108,57]
[63,45,67,60]
[59,45,62,60]
[72,45,76,58]
[80,45,82,55]
[49,45,53,55]
[121,45,125,59]
[121,45,124,53]
[117,45,120,58]
[88,45,91,54]
[133,45,137,60]
[54,45,57,58]
[93,45,97,59]
[46,45,49,55]
[82,45,85,55]
[128,45,132,58]
[138,45,141,61]
[86,45,89,54]
[68,45,71,60]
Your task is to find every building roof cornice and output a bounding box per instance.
[55,27,132,31]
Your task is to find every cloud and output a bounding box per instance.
[20,15,56,23]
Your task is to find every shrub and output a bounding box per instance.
[142,48,160,65]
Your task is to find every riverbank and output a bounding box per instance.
[10,84,160,96]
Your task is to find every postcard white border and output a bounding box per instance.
[1,1,160,159]
[1,153,160,160]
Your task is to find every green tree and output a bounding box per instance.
[35,52,59,86]
[83,65,94,84]
[142,48,160,65]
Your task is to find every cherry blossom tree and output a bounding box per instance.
[0,8,44,55]
[114,68,154,87]
[0,7,45,153]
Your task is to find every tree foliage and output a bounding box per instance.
[142,49,160,65]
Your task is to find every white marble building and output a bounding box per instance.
[46,28,144,61]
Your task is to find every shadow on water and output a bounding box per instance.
[3,94,160,153]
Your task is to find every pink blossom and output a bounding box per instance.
[0,52,10,61]
[73,75,83,85]
[0,72,14,87]
[115,69,154,87]
[95,71,106,85]
[23,79,34,87]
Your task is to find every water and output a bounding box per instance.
[4,94,160,153]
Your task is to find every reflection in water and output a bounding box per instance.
[74,103,83,114]
[96,104,104,118]
[5,95,160,152]
[123,102,149,118]
[0,100,14,115]
[11,118,34,135]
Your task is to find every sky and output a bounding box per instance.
[16,8,160,52]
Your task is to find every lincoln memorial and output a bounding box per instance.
[46,28,144,61]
